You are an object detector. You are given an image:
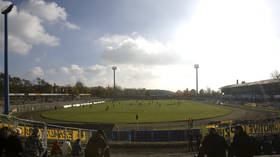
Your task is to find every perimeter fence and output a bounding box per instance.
[0,113,201,143]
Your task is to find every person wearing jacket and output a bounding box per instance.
[85,130,110,157]
[72,139,82,156]
[201,128,227,157]
[231,126,254,157]
[0,127,10,157]
[6,128,24,157]
[50,140,62,156]
[24,127,44,157]
[62,140,72,156]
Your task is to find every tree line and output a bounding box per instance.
[0,73,173,98]
[0,72,221,99]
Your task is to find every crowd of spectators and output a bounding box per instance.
[0,126,110,157]
[0,126,24,157]
[250,133,280,155]
[3,124,280,157]
[197,126,280,157]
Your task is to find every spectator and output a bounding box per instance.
[62,140,72,156]
[231,126,254,157]
[0,127,10,157]
[85,130,110,157]
[72,139,82,156]
[50,140,62,156]
[6,127,24,157]
[24,127,44,157]
[195,133,202,151]
[263,135,273,155]
[225,133,231,146]
[249,136,258,156]
[254,135,262,155]
[201,128,227,157]
[100,130,110,157]
[273,134,280,154]
[187,132,194,152]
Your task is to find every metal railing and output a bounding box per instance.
[0,113,96,146]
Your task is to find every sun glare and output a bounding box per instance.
[170,0,280,91]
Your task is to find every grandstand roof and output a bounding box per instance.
[220,79,280,89]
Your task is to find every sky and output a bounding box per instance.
[0,0,280,92]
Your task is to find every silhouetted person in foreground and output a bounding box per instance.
[85,130,110,157]
[263,135,273,155]
[6,128,24,157]
[0,127,10,157]
[187,132,194,152]
[231,126,254,157]
[196,133,202,151]
[273,134,280,154]
[201,128,227,157]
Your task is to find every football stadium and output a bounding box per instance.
[2,1,280,157]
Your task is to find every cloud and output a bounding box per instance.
[59,67,70,74]
[99,35,180,65]
[0,0,79,55]
[21,0,66,21]
[85,65,106,76]
[9,10,59,45]
[0,0,58,55]
[48,64,106,76]
[48,64,104,75]
[65,21,80,30]
[70,64,84,74]
[46,69,56,75]
[34,57,41,63]
[21,0,80,30]
[26,66,44,79]
[7,35,33,55]
[44,64,159,89]
[41,34,190,90]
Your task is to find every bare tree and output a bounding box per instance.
[271,70,280,79]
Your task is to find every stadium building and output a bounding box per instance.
[220,79,280,102]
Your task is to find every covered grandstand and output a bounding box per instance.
[221,79,280,102]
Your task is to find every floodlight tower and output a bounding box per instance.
[194,64,199,96]
[112,66,117,99]
[2,3,14,114]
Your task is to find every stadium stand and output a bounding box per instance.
[221,79,280,102]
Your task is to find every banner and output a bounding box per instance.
[207,119,280,138]
[0,123,87,141]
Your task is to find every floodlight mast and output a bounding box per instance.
[1,4,14,14]
[112,66,117,99]
[2,3,14,114]
[194,64,199,96]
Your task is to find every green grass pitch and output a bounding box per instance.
[41,100,232,123]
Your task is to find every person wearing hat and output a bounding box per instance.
[6,127,24,157]
[24,127,44,157]
[201,128,227,157]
